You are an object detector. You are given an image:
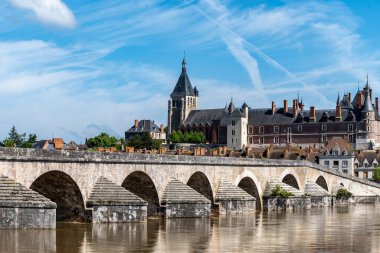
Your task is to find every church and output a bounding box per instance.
[167,58,380,150]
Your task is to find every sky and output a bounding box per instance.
[1,0,380,143]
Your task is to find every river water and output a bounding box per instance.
[1,205,380,253]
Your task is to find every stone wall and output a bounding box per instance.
[218,200,255,215]
[263,196,311,211]
[0,208,56,229]
[91,205,147,223]
[310,196,331,207]
[165,203,211,218]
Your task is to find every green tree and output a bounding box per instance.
[177,131,184,143]
[170,131,180,143]
[8,126,25,147]
[126,133,162,150]
[86,133,118,148]
[373,167,380,182]
[3,138,15,147]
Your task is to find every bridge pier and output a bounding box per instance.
[0,175,56,229]
[86,177,148,223]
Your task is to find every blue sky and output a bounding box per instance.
[1,0,380,142]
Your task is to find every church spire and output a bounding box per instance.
[182,51,186,73]
[336,93,340,105]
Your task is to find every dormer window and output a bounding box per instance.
[321,124,327,131]
[232,120,236,126]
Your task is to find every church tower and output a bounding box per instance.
[168,57,199,134]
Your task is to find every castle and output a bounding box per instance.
[168,58,380,150]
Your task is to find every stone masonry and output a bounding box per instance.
[0,175,56,229]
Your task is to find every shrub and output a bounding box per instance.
[336,188,352,199]
[271,185,294,198]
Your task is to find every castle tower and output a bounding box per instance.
[226,99,248,150]
[168,57,199,134]
[362,80,376,141]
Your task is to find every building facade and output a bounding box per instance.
[125,119,166,141]
[168,59,380,150]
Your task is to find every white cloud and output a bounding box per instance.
[10,0,76,28]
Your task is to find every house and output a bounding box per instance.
[317,137,355,176]
[125,119,166,141]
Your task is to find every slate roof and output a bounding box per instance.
[182,109,226,126]
[171,58,196,97]
[363,92,375,112]
[126,120,161,133]
[247,108,357,125]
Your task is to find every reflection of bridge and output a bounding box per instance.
[1,148,380,220]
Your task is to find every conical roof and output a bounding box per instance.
[171,58,196,97]
[362,91,374,112]
[161,178,211,204]
[87,177,147,207]
[215,178,255,201]
[0,175,56,208]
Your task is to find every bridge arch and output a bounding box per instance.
[186,171,214,203]
[281,173,300,190]
[122,171,160,216]
[315,175,329,192]
[30,170,86,221]
[234,171,263,210]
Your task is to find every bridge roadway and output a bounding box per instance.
[0,148,379,219]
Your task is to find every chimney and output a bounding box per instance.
[358,92,363,108]
[134,119,139,128]
[348,92,352,103]
[310,106,316,122]
[292,99,297,118]
[376,97,379,113]
[284,100,288,115]
[271,101,276,115]
[160,124,164,133]
[336,103,342,121]
[142,120,145,128]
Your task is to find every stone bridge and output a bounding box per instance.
[1,148,380,221]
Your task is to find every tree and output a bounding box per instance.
[126,133,162,150]
[373,167,380,182]
[86,133,118,148]
[169,131,180,143]
[3,138,15,147]
[8,126,25,147]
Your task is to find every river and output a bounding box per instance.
[1,205,380,253]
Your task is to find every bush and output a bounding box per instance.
[373,167,380,182]
[336,188,352,199]
[271,185,294,198]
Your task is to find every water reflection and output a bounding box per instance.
[1,206,380,253]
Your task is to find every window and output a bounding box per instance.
[321,135,327,142]
[248,126,253,134]
[348,134,354,143]
[274,136,279,143]
[297,125,303,132]
[274,126,279,133]
[232,120,236,126]
[367,126,370,132]
[249,137,253,144]
[232,138,234,143]
[321,124,327,131]
[348,124,353,132]
[259,126,264,134]
[287,127,291,134]
[259,136,264,144]
[324,161,329,166]
[287,135,291,143]
[332,149,339,156]
[342,169,348,174]
[342,161,348,168]
[333,160,339,168]
[232,130,235,136]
